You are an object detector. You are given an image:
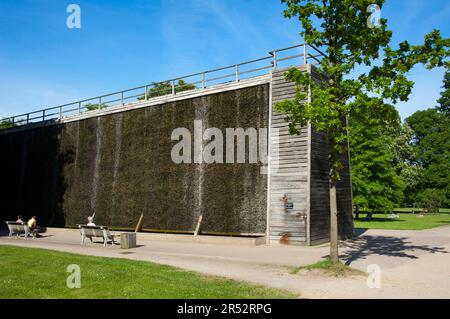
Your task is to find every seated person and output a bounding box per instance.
[27,216,39,237]
[87,215,96,226]
[16,215,24,223]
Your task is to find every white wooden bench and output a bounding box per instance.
[4,221,36,238]
[78,225,117,247]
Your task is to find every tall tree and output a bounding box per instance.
[349,108,405,217]
[406,108,450,206]
[276,0,449,263]
[437,69,450,115]
[396,123,422,206]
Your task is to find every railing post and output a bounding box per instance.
[303,43,307,65]
[98,97,102,110]
[59,106,62,119]
[42,110,45,121]
[26,114,29,124]
[172,80,175,95]
[121,91,124,106]
[235,64,239,83]
[201,73,206,89]
[78,102,81,114]
[272,50,277,70]
[145,86,148,100]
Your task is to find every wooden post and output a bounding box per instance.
[194,214,203,236]
[121,233,137,249]
[135,213,144,233]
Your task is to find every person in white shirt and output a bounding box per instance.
[87,213,96,226]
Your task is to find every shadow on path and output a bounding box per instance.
[354,228,369,236]
[339,235,448,266]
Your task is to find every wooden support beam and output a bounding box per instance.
[135,214,144,233]
[194,214,203,236]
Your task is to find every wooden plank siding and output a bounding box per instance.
[309,128,354,245]
[335,137,355,240]
[309,128,331,245]
[269,66,309,245]
[268,64,354,246]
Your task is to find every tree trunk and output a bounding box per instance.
[329,178,339,263]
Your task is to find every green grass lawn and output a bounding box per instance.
[393,208,450,213]
[0,245,296,299]
[354,212,450,230]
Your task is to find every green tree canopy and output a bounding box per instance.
[415,189,447,214]
[349,108,405,214]
[0,119,16,129]
[84,103,108,111]
[138,80,196,100]
[395,123,423,206]
[406,108,450,206]
[437,69,450,115]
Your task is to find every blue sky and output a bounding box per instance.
[0,0,449,120]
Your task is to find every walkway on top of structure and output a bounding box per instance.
[0,43,326,131]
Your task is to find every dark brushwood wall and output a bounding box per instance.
[0,85,269,235]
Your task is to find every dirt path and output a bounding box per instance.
[1,226,449,298]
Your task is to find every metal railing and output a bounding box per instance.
[0,43,326,129]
